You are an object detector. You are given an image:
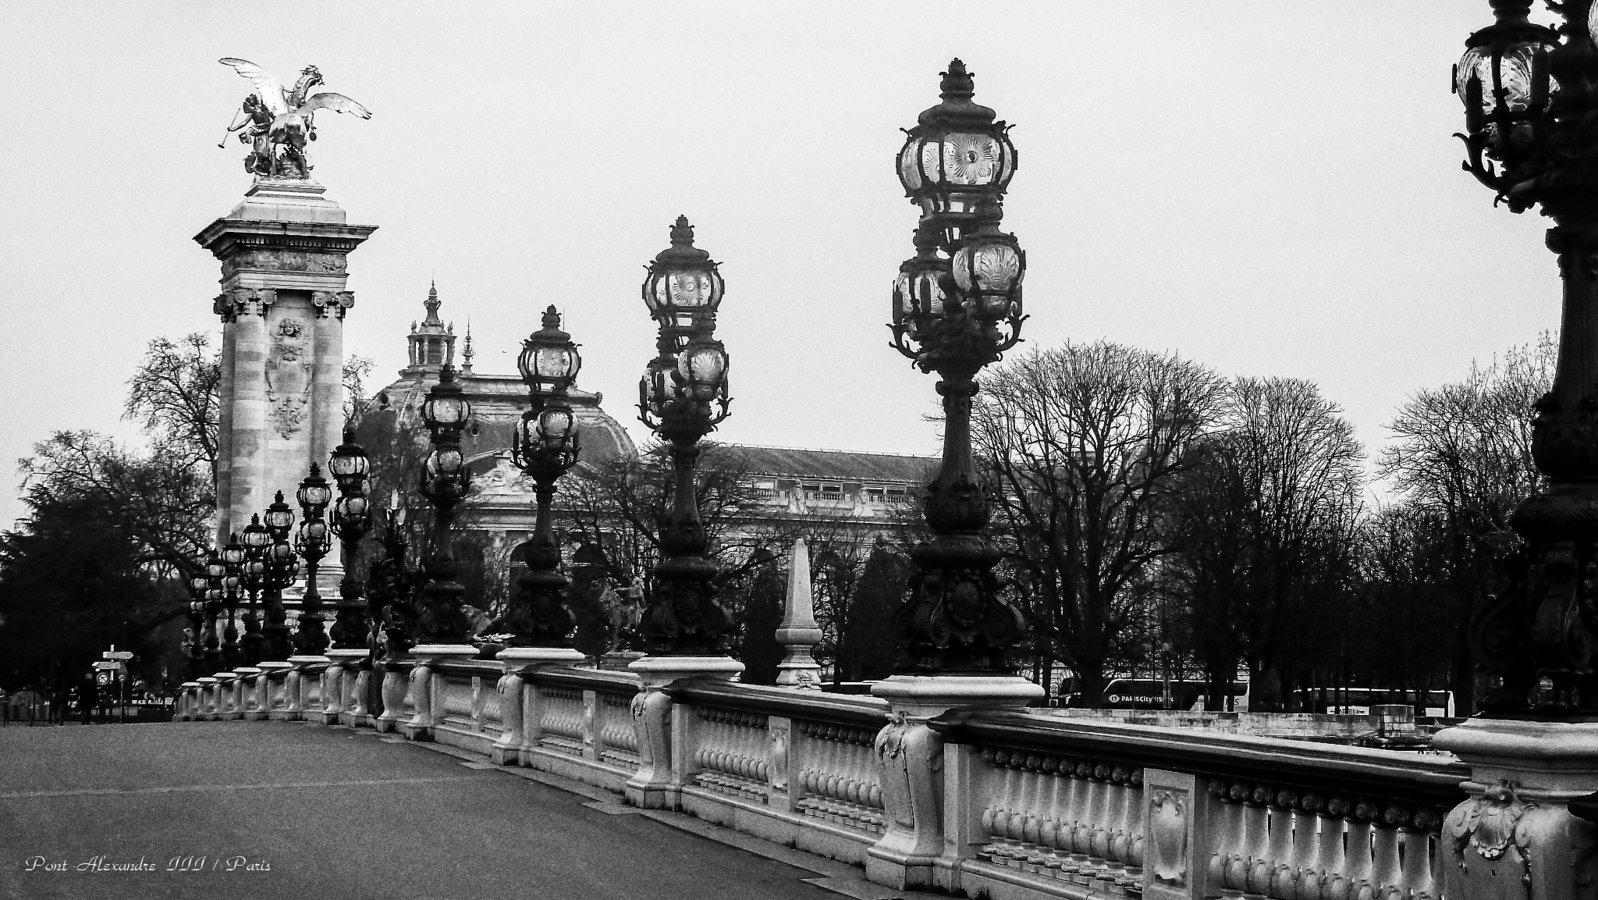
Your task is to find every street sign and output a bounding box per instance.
[102,651,134,661]
[97,673,110,686]
[92,661,119,671]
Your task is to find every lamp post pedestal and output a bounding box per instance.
[624,655,744,810]
[234,666,266,720]
[257,660,293,719]
[196,676,219,719]
[491,646,586,766]
[321,648,367,725]
[401,644,477,741]
[1435,720,1598,900]
[866,675,1042,892]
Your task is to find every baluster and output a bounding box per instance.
[1267,790,1300,900]
[1242,785,1274,897]
[1217,782,1252,896]
[1068,761,1097,885]
[1368,805,1405,900]
[1100,765,1132,887]
[1403,811,1441,900]
[1314,798,1353,900]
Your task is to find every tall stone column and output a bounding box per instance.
[195,180,375,572]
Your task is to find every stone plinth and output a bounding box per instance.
[194,179,375,588]
[491,647,586,765]
[625,655,744,809]
[402,644,478,741]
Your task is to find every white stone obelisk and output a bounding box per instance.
[776,538,824,689]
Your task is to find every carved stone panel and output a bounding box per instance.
[1143,769,1204,900]
[265,317,313,439]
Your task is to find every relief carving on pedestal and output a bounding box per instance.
[1445,780,1535,900]
[1149,788,1189,885]
[266,317,313,438]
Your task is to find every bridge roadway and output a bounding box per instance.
[1,720,934,900]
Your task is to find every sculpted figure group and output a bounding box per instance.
[218,58,371,179]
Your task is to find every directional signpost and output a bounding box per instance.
[97,645,134,723]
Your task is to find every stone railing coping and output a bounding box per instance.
[667,679,889,730]
[434,658,504,678]
[529,666,641,695]
[929,708,1469,813]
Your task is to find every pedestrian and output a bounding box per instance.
[78,679,96,726]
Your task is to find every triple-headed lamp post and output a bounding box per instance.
[886,60,1030,677]
[415,364,474,647]
[636,217,734,657]
[1451,0,1598,718]
[503,305,583,648]
[238,515,272,665]
[219,533,246,669]
[293,465,333,655]
[327,427,373,652]
[261,492,299,661]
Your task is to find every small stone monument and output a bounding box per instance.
[775,538,823,689]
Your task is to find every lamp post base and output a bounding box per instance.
[625,655,744,810]
[866,675,1043,892]
[401,644,478,741]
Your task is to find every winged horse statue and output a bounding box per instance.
[218,58,371,179]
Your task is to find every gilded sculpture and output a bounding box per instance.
[218,58,371,179]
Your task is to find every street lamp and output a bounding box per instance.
[203,551,225,673]
[328,426,373,652]
[293,464,333,655]
[1452,1,1598,716]
[886,60,1029,674]
[219,533,245,669]
[503,305,583,647]
[239,514,272,665]
[635,217,734,655]
[261,491,298,660]
[416,364,473,645]
[185,561,209,680]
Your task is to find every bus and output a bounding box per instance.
[1294,688,1455,717]
[1068,678,1250,711]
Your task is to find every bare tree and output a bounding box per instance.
[1377,334,1551,713]
[1165,377,1365,709]
[972,341,1229,706]
[123,334,220,482]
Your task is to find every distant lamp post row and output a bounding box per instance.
[636,216,734,656]
[1453,0,1598,716]
[888,59,1029,674]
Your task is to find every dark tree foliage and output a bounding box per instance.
[837,541,911,682]
[0,491,180,691]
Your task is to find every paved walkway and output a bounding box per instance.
[0,721,927,900]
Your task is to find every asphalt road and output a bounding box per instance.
[0,721,914,900]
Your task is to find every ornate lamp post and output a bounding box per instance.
[634,217,735,658]
[370,498,417,733]
[1433,9,1598,898]
[219,539,244,669]
[184,563,209,681]
[885,60,1030,677]
[1448,0,1598,718]
[867,64,1042,884]
[414,364,474,647]
[327,428,374,724]
[260,492,298,661]
[328,428,373,651]
[624,217,742,804]
[293,464,333,655]
[501,306,584,648]
[203,552,226,673]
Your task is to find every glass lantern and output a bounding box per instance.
[1454,3,1557,159]
[642,216,724,332]
[297,466,333,515]
[328,427,370,494]
[422,365,472,438]
[518,306,582,397]
[952,225,1025,320]
[897,59,1017,219]
[678,337,729,403]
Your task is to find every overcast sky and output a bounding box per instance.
[0,2,1563,531]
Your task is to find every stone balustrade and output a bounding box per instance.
[176,669,1592,900]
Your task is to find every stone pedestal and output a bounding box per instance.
[491,647,585,765]
[323,649,367,726]
[257,660,292,719]
[625,655,745,809]
[194,180,375,552]
[234,667,265,720]
[402,644,478,741]
[866,674,1043,892]
[196,677,219,719]
[1434,720,1598,900]
[776,538,824,689]
[375,658,410,733]
[288,655,329,721]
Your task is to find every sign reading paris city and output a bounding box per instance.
[217,58,371,179]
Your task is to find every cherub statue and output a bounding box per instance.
[218,58,371,179]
